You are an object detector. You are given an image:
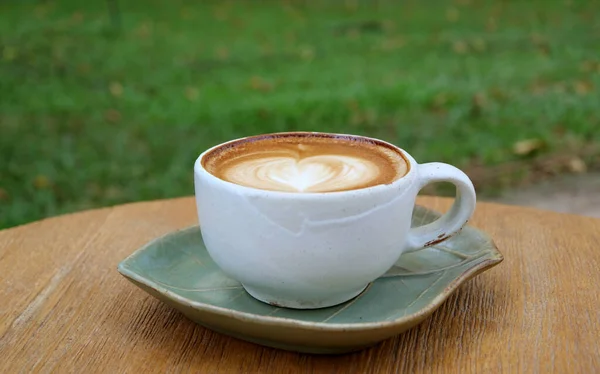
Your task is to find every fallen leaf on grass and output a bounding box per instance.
[109,82,123,97]
[344,0,359,13]
[185,87,199,101]
[433,92,448,107]
[513,139,544,156]
[0,188,8,201]
[529,80,548,95]
[469,92,487,117]
[568,157,587,173]
[212,5,229,21]
[486,17,497,32]
[3,46,17,61]
[530,33,551,56]
[552,124,566,136]
[490,87,509,102]
[72,11,84,23]
[215,47,229,61]
[248,76,274,93]
[446,8,460,22]
[573,80,593,95]
[285,32,297,43]
[579,60,597,73]
[298,46,315,61]
[105,109,122,123]
[473,92,486,106]
[537,44,551,57]
[33,175,51,190]
[382,20,396,32]
[135,22,153,38]
[230,17,245,29]
[345,28,360,40]
[471,37,486,52]
[452,40,469,54]
[530,33,546,45]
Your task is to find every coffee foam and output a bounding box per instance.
[202,134,408,193]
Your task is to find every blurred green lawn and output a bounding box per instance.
[1,0,599,229]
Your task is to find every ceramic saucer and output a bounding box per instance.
[117,205,503,354]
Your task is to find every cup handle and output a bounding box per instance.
[404,162,477,253]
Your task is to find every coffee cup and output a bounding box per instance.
[193,132,476,309]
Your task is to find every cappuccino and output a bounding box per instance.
[195,131,477,308]
[202,133,409,193]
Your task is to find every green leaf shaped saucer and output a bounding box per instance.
[118,205,503,354]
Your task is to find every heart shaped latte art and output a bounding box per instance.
[222,155,381,193]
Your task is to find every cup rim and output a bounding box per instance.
[194,131,417,198]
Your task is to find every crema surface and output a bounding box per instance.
[202,134,408,193]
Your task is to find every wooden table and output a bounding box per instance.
[1,196,598,373]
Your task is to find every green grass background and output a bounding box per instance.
[1,0,599,229]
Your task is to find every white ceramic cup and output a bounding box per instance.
[194,132,476,309]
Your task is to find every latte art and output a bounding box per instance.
[202,134,408,193]
[223,155,381,192]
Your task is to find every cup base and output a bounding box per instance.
[242,284,369,310]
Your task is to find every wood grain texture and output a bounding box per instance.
[0,196,598,373]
